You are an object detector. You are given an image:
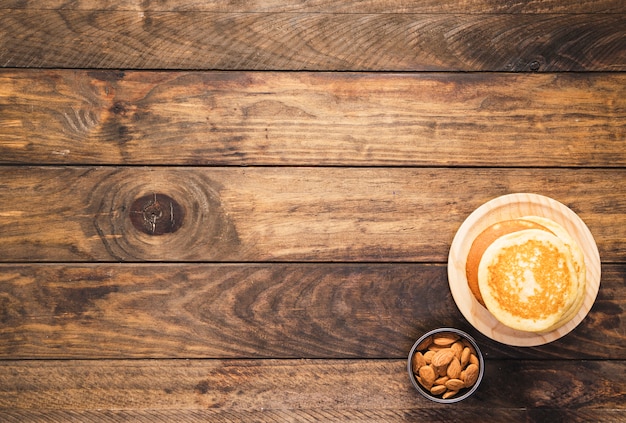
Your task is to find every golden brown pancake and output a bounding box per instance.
[466,219,548,306]
[477,229,579,332]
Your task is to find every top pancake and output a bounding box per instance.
[477,228,579,333]
[465,218,548,306]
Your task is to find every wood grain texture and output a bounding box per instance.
[4,409,624,423]
[1,167,625,262]
[2,71,625,166]
[0,263,454,359]
[0,410,532,423]
[0,359,625,415]
[1,11,624,71]
[2,1,625,420]
[0,263,623,360]
[3,0,625,13]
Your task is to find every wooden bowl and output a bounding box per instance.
[448,193,601,346]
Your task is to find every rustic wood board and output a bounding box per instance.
[0,263,624,360]
[1,11,624,70]
[2,409,625,423]
[0,167,623,262]
[2,71,625,166]
[2,2,625,420]
[1,359,625,416]
[3,0,625,13]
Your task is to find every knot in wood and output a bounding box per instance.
[110,101,130,116]
[130,193,184,235]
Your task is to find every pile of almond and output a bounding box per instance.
[411,332,480,400]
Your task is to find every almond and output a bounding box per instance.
[460,347,471,367]
[443,390,459,399]
[445,378,466,391]
[451,341,464,360]
[446,357,462,379]
[431,348,455,368]
[435,363,448,377]
[418,364,436,389]
[433,333,460,346]
[423,350,435,364]
[469,353,479,366]
[430,385,447,396]
[464,363,479,387]
[434,375,449,386]
[463,343,477,356]
[427,343,451,352]
[412,351,427,373]
[417,336,433,351]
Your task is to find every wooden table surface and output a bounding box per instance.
[1,1,625,421]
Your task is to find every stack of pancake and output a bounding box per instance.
[465,216,586,333]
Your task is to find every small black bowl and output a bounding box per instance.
[407,328,484,403]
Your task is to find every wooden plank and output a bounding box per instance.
[1,11,624,71]
[2,0,625,13]
[0,167,624,262]
[1,359,625,414]
[2,410,625,423]
[1,410,527,423]
[3,410,626,423]
[0,263,623,359]
[2,71,625,166]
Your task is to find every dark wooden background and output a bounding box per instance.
[1,1,625,421]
